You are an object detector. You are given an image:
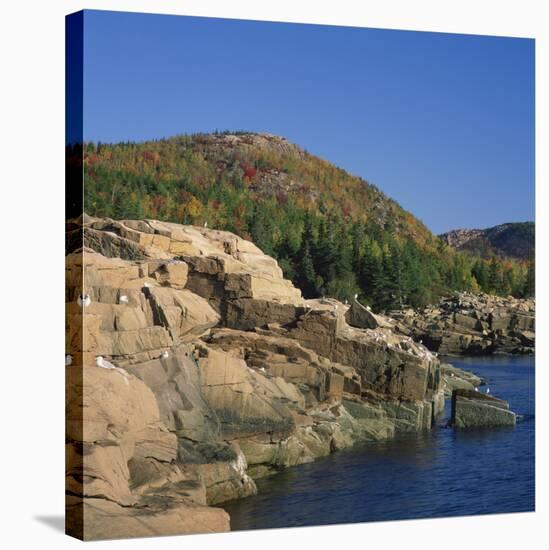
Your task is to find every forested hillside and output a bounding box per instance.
[82,132,534,310]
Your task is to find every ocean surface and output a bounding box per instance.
[223,356,535,530]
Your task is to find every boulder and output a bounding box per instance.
[346,298,393,329]
[450,389,516,428]
[441,363,484,397]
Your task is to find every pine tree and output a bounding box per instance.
[523,260,535,297]
[488,258,503,295]
[296,242,318,298]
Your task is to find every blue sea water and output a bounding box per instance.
[223,356,535,530]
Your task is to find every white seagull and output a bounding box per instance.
[474,387,479,392]
[96,356,115,369]
[160,350,169,359]
[65,354,73,366]
[77,294,91,308]
[354,293,358,300]
[119,295,129,304]
[204,221,208,228]
[486,387,491,394]
[96,356,129,384]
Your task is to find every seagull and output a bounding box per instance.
[96,356,129,384]
[96,356,115,369]
[160,350,169,359]
[354,293,358,300]
[204,221,208,228]
[366,305,371,311]
[65,354,73,366]
[486,387,491,394]
[77,294,91,308]
[259,367,266,373]
[474,387,479,392]
[119,295,129,304]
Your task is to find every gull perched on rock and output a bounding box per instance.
[77,293,91,308]
[65,354,73,366]
[119,295,129,304]
[160,350,169,360]
[96,356,129,384]
[486,387,490,394]
[96,356,115,369]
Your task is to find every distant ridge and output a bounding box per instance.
[440,222,534,260]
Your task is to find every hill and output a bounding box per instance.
[440,222,535,260]
[83,132,533,307]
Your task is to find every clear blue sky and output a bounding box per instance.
[81,10,534,234]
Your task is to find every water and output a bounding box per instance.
[223,356,535,530]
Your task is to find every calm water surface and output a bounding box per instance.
[223,356,535,530]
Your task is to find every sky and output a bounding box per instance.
[81,10,534,234]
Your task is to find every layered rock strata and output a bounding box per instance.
[451,389,517,428]
[65,216,452,539]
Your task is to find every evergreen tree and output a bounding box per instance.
[296,242,318,298]
[523,260,535,297]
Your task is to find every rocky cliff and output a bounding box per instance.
[391,292,534,356]
[66,215,446,540]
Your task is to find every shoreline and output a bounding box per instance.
[65,216,534,540]
[221,355,535,530]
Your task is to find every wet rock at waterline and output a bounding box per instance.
[450,389,517,428]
